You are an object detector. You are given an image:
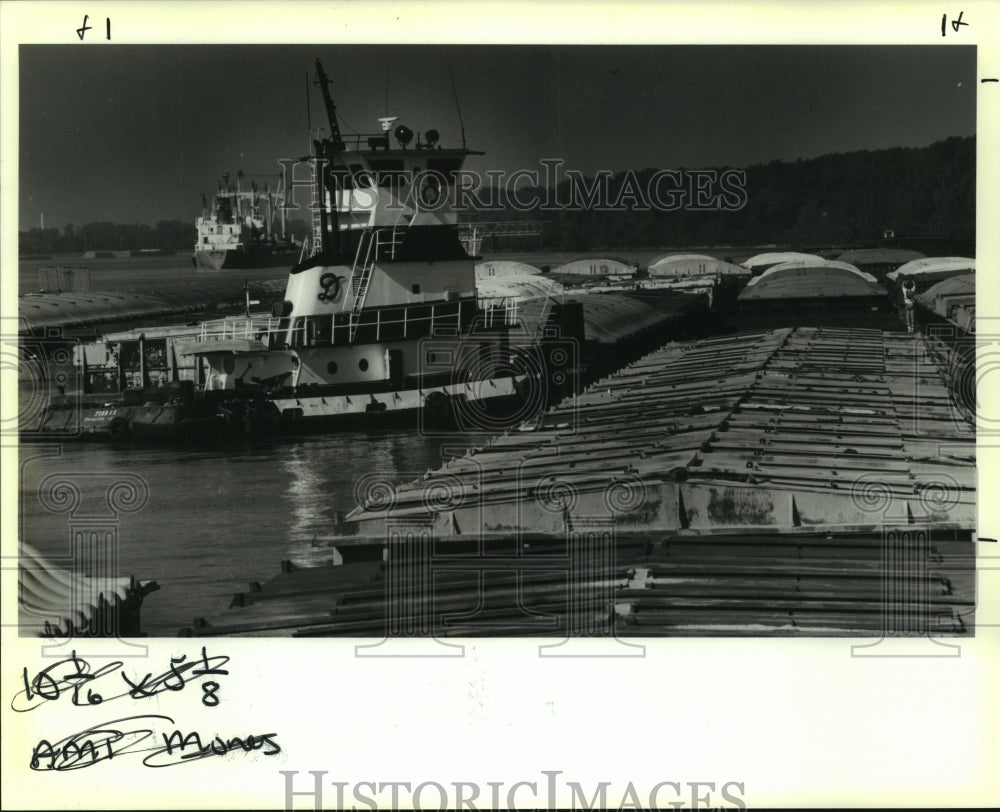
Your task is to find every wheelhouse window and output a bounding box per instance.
[368,158,406,188]
[426,157,463,183]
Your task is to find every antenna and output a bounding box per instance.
[448,65,467,150]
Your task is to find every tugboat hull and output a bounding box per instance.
[28,399,235,443]
[23,375,529,443]
[269,374,529,435]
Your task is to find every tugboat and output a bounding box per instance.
[31,60,553,442]
[187,58,534,432]
[192,171,298,270]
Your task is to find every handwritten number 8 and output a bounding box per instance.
[201,680,220,707]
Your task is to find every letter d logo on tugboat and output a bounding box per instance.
[317,273,344,304]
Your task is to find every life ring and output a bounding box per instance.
[317,273,341,303]
[108,417,131,442]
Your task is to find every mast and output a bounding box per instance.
[314,59,346,153]
[312,59,344,262]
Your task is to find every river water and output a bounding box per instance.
[18,432,446,635]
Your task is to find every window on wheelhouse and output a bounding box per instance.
[426,157,463,183]
[367,159,406,188]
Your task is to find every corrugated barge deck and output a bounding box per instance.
[182,533,975,637]
[183,326,977,637]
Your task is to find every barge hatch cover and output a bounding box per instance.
[185,326,976,637]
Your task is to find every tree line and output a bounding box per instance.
[19,220,198,255]
[20,136,974,255]
[18,218,314,256]
[464,136,975,252]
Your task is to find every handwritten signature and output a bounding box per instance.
[12,648,229,712]
[30,714,281,770]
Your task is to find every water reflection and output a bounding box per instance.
[18,430,444,635]
[283,441,333,545]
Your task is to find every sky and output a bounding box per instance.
[18,44,976,230]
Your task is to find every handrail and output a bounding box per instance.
[350,227,369,288]
[193,304,470,349]
[346,179,419,334]
[347,228,380,342]
[197,232,240,247]
[337,132,461,153]
[478,297,519,327]
[195,316,282,343]
[309,160,324,258]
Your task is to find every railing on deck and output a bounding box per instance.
[193,299,487,350]
[197,317,281,344]
[478,297,520,328]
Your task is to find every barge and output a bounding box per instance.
[183,325,977,637]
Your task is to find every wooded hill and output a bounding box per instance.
[465,135,975,252]
[19,136,974,255]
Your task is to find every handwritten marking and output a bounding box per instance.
[74,14,111,41]
[13,648,231,712]
[201,681,221,707]
[31,714,167,771]
[981,79,999,83]
[144,728,281,768]
[941,10,968,36]
[17,649,276,771]
[29,714,280,770]
[76,14,92,40]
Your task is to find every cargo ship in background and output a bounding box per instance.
[192,170,299,270]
